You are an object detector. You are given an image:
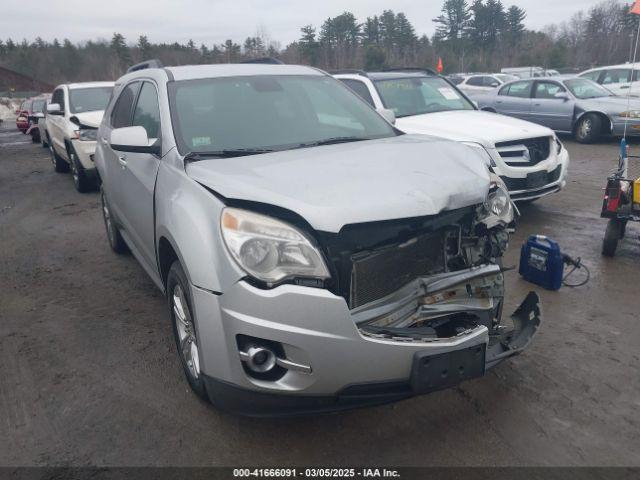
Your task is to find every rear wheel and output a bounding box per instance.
[167,261,208,400]
[575,114,602,144]
[602,218,622,257]
[101,188,128,254]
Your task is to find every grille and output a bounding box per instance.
[349,231,446,309]
[500,165,562,191]
[496,136,551,166]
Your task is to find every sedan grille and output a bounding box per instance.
[350,232,446,309]
[496,136,551,166]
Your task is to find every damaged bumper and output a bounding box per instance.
[193,264,542,416]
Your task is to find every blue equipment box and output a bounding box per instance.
[519,235,564,291]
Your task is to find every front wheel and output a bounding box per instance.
[575,114,602,144]
[602,218,622,257]
[69,147,96,192]
[167,261,208,400]
[49,140,69,173]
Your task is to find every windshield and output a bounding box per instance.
[69,87,113,113]
[169,75,396,155]
[374,77,474,117]
[564,79,612,99]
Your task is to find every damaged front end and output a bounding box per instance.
[321,177,540,372]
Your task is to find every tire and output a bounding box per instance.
[68,146,96,193]
[42,131,49,148]
[602,218,622,257]
[49,138,69,173]
[31,134,39,143]
[167,261,208,400]
[100,188,128,254]
[575,114,602,144]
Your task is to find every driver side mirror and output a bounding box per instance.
[376,108,396,125]
[47,103,64,115]
[554,92,569,101]
[110,126,161,155]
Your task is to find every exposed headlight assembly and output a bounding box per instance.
[462,141,496,168]
[221,208,330,284]
[481,176,516,229]
[75,128,98,141]
[554,135,563,155]
[620,110,640,119]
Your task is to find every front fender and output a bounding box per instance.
[575,109,613,133]
[154,160,244,293]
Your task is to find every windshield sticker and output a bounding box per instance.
[438,87,459,100]
[192,136,212,147]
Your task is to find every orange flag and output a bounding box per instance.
[631,0,640,14]
[437,57,444,74]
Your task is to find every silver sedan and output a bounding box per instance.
[474,77,640,143]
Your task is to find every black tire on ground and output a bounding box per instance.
[167,261,208,400]
[602,218,622,257]
[100,188,128,254]
[68,145,96,193]
[620,219,628,239]
[31,134,39,143]
[48,138,69,173]
[575,113,602,144]
[41,132,48,148]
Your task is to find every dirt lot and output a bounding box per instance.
[0,123,639,467]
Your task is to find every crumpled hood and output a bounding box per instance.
[396,110,553,146]
[186,135,490,233]
[70,110,104,128]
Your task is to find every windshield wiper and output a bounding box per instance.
[184,148,275,163]
[297,136,369,148]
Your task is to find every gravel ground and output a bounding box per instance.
[0,124,639,467]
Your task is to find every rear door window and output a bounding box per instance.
[500,81,532,98]
[111,82,140,128]
[339,79,375,107]
[602,69,631,85]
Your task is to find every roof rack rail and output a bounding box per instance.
[329,69,369,77]
[127,59,164,73]
[240,57,284,65]
[383,67,438,76]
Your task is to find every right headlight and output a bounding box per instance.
[220,207,330,284]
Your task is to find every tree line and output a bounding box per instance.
[0,0,638,87]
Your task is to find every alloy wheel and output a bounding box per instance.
[172,284,200,380]
[579,118,592,140]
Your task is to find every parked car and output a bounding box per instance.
[475,76,640,143]
[334,69,570,202]
[26,95,50,144]
[95,60,541,416]
[501,67,551,78]
[457,73,517,96]
[15,99,33,133]
[578,63,640,97]
[45,82,114,192]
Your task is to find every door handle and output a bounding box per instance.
[118,155,127,168]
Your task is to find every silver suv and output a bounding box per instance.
[95,60,541,416]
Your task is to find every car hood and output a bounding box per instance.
[186,135,490,233]
[70,110,104,128]
[396,110,553,146]
[578,95,640,113]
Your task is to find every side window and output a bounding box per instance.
[110,82,140,128]
[602,69,631,85]
[484,76,500,87]
[339,79,375,107]
[132,82,161,139]
[580,70,602,82]
[52,88,65,110]
[534,82,565,99]
[466,76,484,87]
[501,81,532,98]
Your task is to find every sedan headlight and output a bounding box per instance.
[619,110,640,119]
[75,128,97,141]
[462,142,496,168]
[221,208,330,284]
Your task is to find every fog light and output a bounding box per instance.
[244,345,277,373]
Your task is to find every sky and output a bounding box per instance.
[0,0,610,47]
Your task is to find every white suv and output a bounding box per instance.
[45,82,114,192]
[334,70,570,202]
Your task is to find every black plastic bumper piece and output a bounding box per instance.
[202,376,412,417]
